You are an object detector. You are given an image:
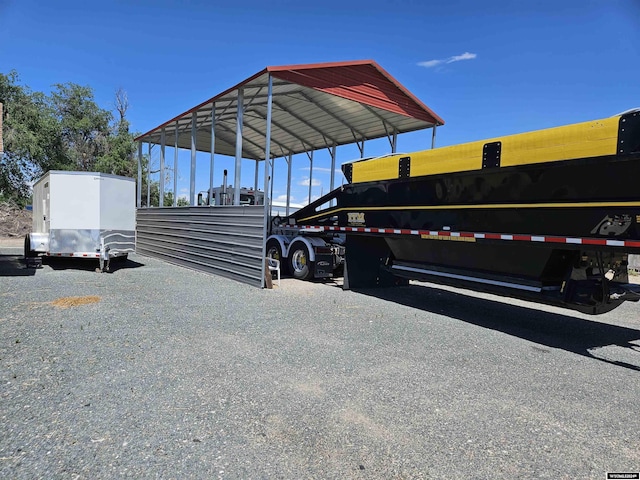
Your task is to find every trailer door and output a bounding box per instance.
[44,181,50,234]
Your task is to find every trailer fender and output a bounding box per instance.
[27,232,49,253]
[266,234,289,255]
[286,236,328,262]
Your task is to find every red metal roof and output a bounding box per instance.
[135,60,444,160]
[267,61,442,124]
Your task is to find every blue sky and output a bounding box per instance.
[1,0,639,205]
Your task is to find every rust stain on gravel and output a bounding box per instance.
[51,296,101,308]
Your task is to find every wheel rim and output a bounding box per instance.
[267,246,280,262]
[291,249,307,272]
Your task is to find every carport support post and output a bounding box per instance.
[173,121,179,206]
[137,142,142,208]
[330,144,336,206]
[214,102,216,201]
[159,128,165,206]
[190,111,197,206]
[254,161,259,192]
[261,74,274,288]
[431,124,437,149]
[234,88,244,206]
[308,150,314,204]
[147,143,152,207]
[286,152,292,217]
[270,158,275,216]
[392,131,398,153]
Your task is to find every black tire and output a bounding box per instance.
[288,242,314,281]
[112,254,128,263]
[266,239,288,275]
[24,235,35,258]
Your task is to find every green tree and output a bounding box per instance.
[1,73,143,206]
[95,88,137,177]
[0,71,63,205]
[50,82,112,171]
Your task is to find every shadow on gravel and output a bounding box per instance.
[45,257,145,273]
[355,284,640,372]
[0,255,36,277]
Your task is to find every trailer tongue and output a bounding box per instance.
[268,110,640,315]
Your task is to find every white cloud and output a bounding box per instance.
[298,177,322,187]
[417,59,443,68]
[447,52,477,63]
[418,52,477,69]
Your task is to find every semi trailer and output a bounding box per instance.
[24,171,136,271]
[266,109,640,315]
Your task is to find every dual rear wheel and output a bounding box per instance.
[266,239,315,281]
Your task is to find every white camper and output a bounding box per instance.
[25,171,136,271]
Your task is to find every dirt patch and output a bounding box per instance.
[51,296,101,308]
[0,202,31,238]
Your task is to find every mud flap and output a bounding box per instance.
[313,253,334,278]
[343,235,407,289]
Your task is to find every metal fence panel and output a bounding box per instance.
[136,206,265,287]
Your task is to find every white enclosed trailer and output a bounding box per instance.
[25,171,136,271]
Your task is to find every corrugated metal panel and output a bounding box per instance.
[135,60,444,160]
[136,206,265,287]
[270,63,440,124]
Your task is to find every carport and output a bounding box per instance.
[134,60,443,287]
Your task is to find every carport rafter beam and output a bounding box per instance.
[245,109,314,153]
[351,137,365,157]
[241,85,266,114]
[298,91,367,140]
[361,103,405,145]
[240,119,291,158]
[379,118,399,153]
[216,122,263,158]
[271,100,338,146]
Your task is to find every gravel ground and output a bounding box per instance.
[1,248,640,479]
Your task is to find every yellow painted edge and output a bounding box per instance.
[350,116,621,183]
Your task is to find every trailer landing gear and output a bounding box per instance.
[98,242,110,273]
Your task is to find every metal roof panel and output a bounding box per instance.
[135,60,444,160]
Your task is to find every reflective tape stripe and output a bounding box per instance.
[299,225,640,248]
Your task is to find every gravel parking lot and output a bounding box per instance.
[1,246,639,479]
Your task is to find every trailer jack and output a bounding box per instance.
[98,241,111,273]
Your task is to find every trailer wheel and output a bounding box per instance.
[289,243,314,280]
[24,235,35,258]
[112,254,128,263]
[266,239,288,275]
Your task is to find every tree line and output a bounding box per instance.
[0,70,178,206]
